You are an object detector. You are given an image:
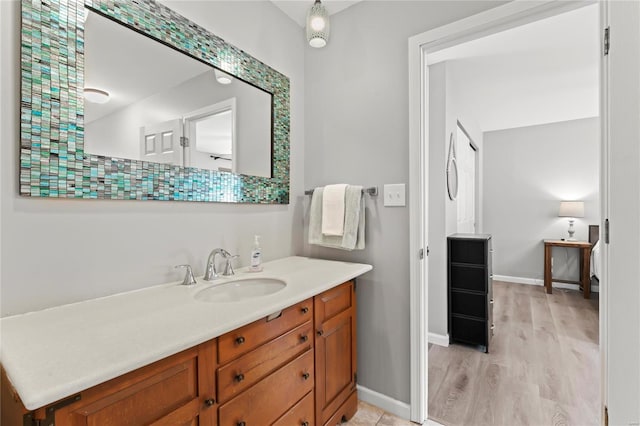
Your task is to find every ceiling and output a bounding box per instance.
[428,3,600,132]
[270,0,361,27]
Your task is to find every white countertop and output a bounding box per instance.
[0,256,372,410]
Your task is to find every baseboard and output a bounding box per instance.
[493,274,599,293]
[356,385,411,420]
[428,332,449,347]
[493,275,542,285]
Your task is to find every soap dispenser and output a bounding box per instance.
[249,235,263,272]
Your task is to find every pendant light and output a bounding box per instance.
[306,0,330,48]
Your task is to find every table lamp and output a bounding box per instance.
[559,201,584,240]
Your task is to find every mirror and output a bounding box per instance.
[84,10,272,178]
[447,133,458,201]
[20,0,290,203]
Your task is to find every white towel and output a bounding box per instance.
[322,184,347,236]
[309,185,365,250]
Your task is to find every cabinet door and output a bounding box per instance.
[315,282,357,425]
[53,340,217,426]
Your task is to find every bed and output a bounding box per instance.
[590,225,600,289]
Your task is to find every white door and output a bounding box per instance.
[139,119,182,165]
[183,99,236,172]
[456,124,476,233]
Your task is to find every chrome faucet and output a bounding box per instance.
[175,264,197,286]
[204,248,237,280]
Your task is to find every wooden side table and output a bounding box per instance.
[543,240,593,299]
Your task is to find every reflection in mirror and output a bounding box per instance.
[84,10,272,178]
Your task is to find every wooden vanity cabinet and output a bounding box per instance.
[45,339,217,426]
[314,281,357,426]
[3,282,360,426]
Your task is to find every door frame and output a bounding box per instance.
[407,1,602,422]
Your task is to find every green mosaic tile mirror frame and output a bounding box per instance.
[20,0,290,203]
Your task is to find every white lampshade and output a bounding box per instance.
[306,0,330,48]
[559,201,585,218]
[83,88,110,104]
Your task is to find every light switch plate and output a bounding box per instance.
[384,184,406,207]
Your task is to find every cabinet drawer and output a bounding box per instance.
[451,291,486,319]
[218,298,313,364]
[315,281,353,324]
[217,321,313,402]
[450,315,486,346]
[322,390,357,426]
[273,390,314,426]
[450,265,487,292]
[449,240,486,264]
[219,349,314,426]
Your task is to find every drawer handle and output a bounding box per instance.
[237,422,246,426]
[235,336,246,345]
[235,373,245,383]
[301,422,309,426]
[204,398,215,407]
[317,330,323,336]
[302,372,310,380]
[300,334,308,343]
[301,306,309,314]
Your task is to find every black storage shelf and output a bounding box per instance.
[448,234,493,353]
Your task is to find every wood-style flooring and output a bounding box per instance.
[428,281,600,426]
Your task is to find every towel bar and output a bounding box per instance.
[304,186,378,196]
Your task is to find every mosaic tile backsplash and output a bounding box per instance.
[20,0,290,203]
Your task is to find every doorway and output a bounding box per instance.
[408,1,607,423]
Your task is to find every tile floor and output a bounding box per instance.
[344,401,414,425]
[345,401,443,425]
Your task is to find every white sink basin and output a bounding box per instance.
[194,278,286,303]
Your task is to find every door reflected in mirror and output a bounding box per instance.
[84,10,272,178]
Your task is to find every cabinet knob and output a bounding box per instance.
[237,422,246,426]
[317,330,323,336]
[235,373,245,383]
[300,334,308,343]
[301,422,309,426]
[302,372,310,380]
[490,299,494,304]
[301,306,309,314]
[235,336,245,345]
[491,323,495,330]
[204,398,215,407]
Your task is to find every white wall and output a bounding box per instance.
[303,1,504,404]
[483,118,600,282]
[428,61,484,338]
[0,0,305,316]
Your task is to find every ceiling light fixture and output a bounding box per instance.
[306,0,330,48]
[83,88,110,104]
[214,69,233,85]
